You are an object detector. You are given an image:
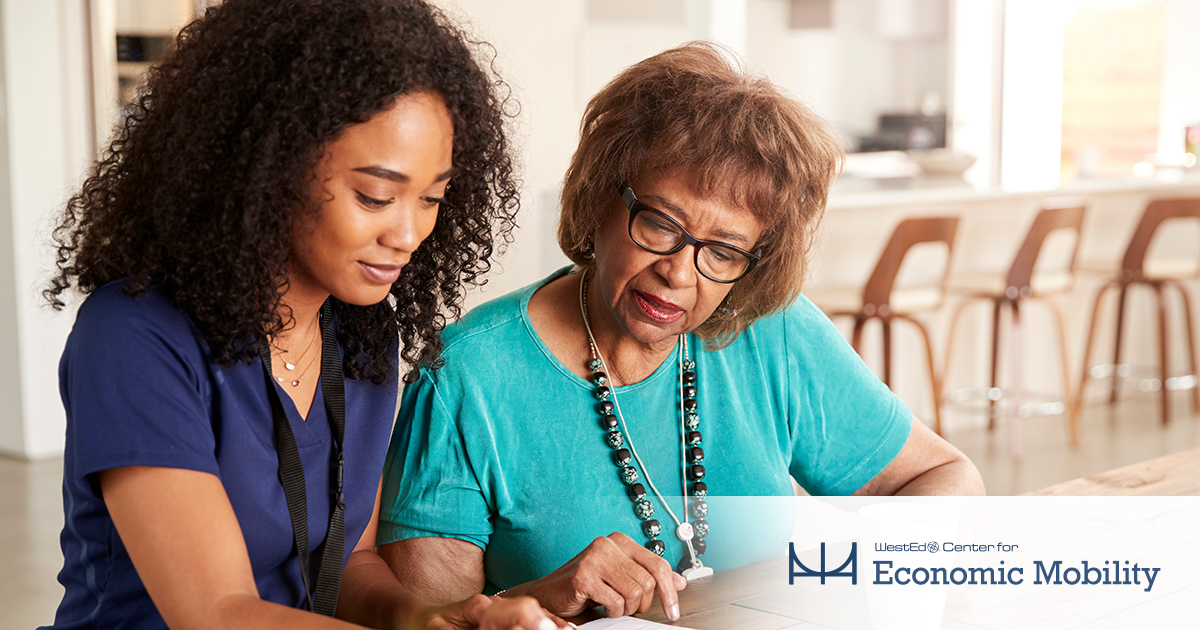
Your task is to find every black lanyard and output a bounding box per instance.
[258,299,346,616]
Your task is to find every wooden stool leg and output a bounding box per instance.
[1169,281,1200,412]
[988,299,1003,430]
[1154,283,1170,425]
[1009,299,1024,460]
[882,318,893,387]
[898,315,943,436]
[851,316,866,354]
[1110,285,1130,404]
[941,298,975,401]
[1043,298,1079,445]
[1078,283,1116,416]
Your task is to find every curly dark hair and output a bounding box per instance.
[45,0,519,384]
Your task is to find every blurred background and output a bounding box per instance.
[2,1,1199,626]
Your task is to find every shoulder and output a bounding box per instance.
[65,280,209,381]
[408,270,571,401]
[72,281,202,349]
[441,289,526,352]
[729,294,840,349]
[712,294,868,389]
[783,294,846,347]
[439,268,568,357]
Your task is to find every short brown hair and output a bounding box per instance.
[558,41,844,347]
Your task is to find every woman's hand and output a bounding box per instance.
[503,532,687,621]
[379,533,686,623]
[425,594,558,630]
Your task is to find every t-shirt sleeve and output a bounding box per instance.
[62,290,219,480]
[784,296,913,495]
[377,369,492,551]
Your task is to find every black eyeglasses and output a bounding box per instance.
[619,183,761,284]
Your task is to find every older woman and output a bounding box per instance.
[377,42,984,622]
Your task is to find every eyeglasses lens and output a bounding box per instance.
[630,209,750,282]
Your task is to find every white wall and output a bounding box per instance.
[0,0,87,459]
[950,0,1000,189]
[441,0,959,312]
[747,0,841,131]
[445,0,763,306]
[748,0,949,149]
[114,0,190,34]
[434,0,586,305]
[1157,0,1200,161]
[998,0,1072,192]
[0,0,19,457]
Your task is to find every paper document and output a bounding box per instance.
[577,617,699,630]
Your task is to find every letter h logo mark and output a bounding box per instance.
[789,542,857,585]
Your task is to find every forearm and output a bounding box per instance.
[487,534,687,621]
[894,459,985,496]
[492,577,537,600]
[337,549,436,630]
[208,593,364,630]
[377,538,485,607]
[342,546,555,630]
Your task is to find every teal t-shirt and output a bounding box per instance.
[379,267,911,591]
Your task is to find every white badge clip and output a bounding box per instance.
[682,565,713,581]
[680,539,713,581]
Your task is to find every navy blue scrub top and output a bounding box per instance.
[43,281,397,629]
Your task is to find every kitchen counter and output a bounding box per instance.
[827,173,1200,210]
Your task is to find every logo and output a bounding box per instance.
[789,542,857,585]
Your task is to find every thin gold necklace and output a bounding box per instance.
[274,317,321,387]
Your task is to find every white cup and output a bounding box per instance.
[858,502,959,630]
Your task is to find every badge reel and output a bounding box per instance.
[676,522,713,581]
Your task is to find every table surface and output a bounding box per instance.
[1021,446,1200,496]
[634,556,812,630]
[621,447,1200,629]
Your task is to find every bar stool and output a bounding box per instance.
[942,202,1086,457]
[807,216,959,435]
[1077,197,1200,425]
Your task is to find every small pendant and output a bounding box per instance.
[675,522,694,541]
[285,362,296,371]
[291,380,300,387]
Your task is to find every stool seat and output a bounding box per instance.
[946,269,1074,297]
[1077,257,1200,280]
[806,284,944,315]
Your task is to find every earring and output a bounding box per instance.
[718,295,739,318]
[579,240,595,260]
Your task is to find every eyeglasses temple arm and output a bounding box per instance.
[619,184,638,209]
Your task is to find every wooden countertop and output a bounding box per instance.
[1021,446,1200,496]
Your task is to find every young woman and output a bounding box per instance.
[41,1,552,629]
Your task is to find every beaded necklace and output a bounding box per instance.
[579,270,711,574]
